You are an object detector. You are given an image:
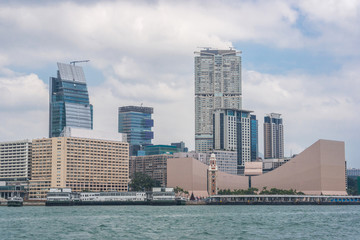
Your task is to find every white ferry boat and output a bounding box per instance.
[7,196,23,207]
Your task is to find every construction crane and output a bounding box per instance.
[70,60,90,66]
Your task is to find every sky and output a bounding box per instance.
[0,0,359,167]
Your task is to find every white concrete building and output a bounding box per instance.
[213,109,256,174]
[206,150,237,175]
[0,140,32,181]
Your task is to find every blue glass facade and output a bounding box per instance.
[49,63,93,137]
[118,106,154,155]
[250,115,258,161]
[143,145,179,155]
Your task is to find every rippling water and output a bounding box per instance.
[2,205,360,239]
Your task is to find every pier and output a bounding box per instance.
[207,195,360,205]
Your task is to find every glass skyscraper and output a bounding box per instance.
[49,62,93,137]
[118,106,154,156]
[194,49,242,153]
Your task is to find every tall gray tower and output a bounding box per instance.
[194,49,242,152]
[264,113,284,159]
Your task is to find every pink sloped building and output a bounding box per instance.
[167,140,347,197]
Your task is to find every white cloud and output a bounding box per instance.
[243,65,360,157]
[0,0,359,166]
[0,72,48,140]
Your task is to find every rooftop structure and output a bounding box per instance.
[61,127,127,142]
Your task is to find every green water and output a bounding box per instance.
[1,205,359,239]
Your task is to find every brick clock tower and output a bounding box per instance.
[207,153,218,195]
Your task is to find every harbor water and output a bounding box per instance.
[1,205,360,239]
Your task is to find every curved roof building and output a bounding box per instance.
[167,139,347,196]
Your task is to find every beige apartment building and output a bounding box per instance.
[29,135,129,199]
[130,154,174,187]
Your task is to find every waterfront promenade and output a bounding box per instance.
[208,195,360,205]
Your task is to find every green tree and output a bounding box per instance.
[347,176,358,195]
[129,172,161,191]
[174,186,189,195]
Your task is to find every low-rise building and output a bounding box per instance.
[130,154,174,187]
[347,168,360,177]
[29,128,129,200]
[206,151,237,175]
[0,139,32,181]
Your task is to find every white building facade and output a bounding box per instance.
[206,150,237,175]
[213,109,254,174]
[0,140,32,181]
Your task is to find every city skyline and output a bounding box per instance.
[0,1,359,167]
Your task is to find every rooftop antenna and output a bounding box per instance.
[70,60,90,66]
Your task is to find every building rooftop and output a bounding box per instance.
[118,106,153,114]
[57,62,86,83]
[60,127,127,142]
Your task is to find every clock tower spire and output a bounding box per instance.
[208,153,218,195]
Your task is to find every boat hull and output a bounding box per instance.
[7,201,23,207]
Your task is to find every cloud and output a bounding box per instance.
[0,71,48,140]
[0,0,359,167]
[0,73,48,110]
[243,64,360,157]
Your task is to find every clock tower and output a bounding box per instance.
[207,153,218,195]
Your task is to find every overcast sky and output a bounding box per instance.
[0,0,359,167]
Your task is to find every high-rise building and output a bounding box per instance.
[171,141,188,153]
[213,109,257,174]
[49,62,93,137]
[0,140,32,181]
[264,113,284,159]
[194,49,242,153]
[118,106,154,156]
[250,115,258,161]
[29,129,128,199]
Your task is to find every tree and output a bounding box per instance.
[174,186,189,195]
[347,177,358,195]
[129,172,160,191]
